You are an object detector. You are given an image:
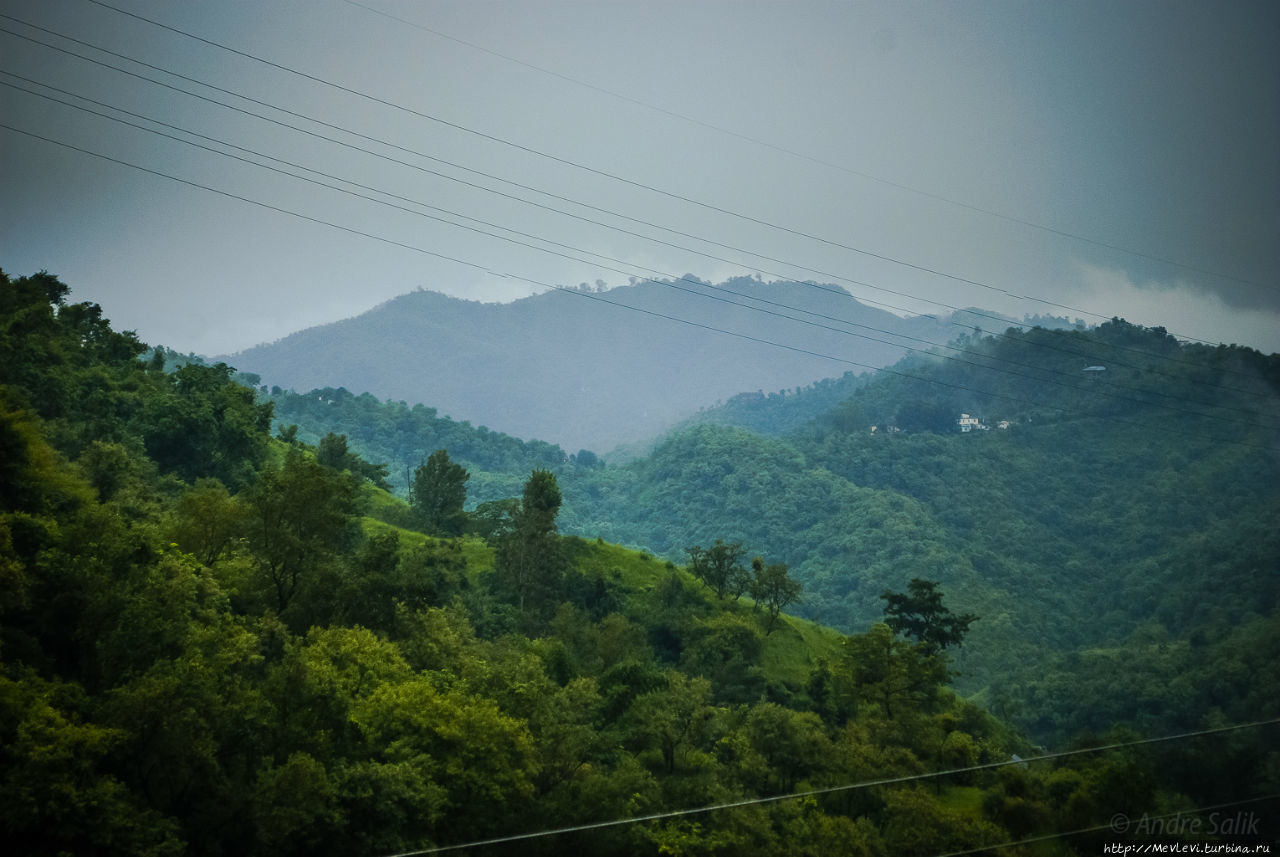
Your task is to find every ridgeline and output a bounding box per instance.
[3,269,1277,854]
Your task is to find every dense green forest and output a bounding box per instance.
[251,315,1280,753]
[2,270,1277,853]
[592,323,1280,737]
[264,384,574,502]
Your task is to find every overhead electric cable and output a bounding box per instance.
[0,15,963,326]
[77,0,1265,348]
[1,46,1269,419]
[3,16,1273,399]
[340,0,1275,294]
[5,118,1276,455]
[933,793,1280,857]
[7,73,1273,434]
[373,718,1280,856]
[1,16,1268,396]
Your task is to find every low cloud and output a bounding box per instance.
[1075,263,1280,353]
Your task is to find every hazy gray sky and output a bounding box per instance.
[2,0,1277,357]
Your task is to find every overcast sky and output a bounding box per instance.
[2,0,1277,358]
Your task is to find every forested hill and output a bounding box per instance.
[223,277,968,452]
[561,321,1280,732]
[4,270,1279,852]
[676,316,1273,440]
[244,311,1280,757]
[264,385,575,502]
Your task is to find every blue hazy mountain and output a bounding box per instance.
[225,277,996,451]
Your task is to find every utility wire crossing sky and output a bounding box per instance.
[1,0,1277,356]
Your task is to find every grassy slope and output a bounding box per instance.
[361,489,843,690]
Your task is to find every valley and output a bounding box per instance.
[2,270,1276,854]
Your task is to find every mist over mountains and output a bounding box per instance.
[226,278,1013,451]
[261,310,1280,751]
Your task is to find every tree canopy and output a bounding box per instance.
[2,270,1276,852]
[880,578,978,654]
[410,449,470,536]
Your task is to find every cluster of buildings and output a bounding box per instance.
[957,414,1012,432]
[868,414,1013,434]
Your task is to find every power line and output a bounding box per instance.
[6,74,1273,436]
[340,0,1276,295]
[7,113,1269,460]
[934,793,1280,857]
[2,39,1271,424]
[0,13,975,329]
[376,718,1280,856]
[77,0,1267,347]
[4,119,1277,454]
[1,22,1272,416]
[2,17,1269,396]
[3,18,1275,856]
[2,21,931,317]
[0,123,505,276]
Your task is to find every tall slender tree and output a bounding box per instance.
[494,469,564,621]
[410,449,469,536]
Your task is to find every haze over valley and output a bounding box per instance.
[223,277,1028,452]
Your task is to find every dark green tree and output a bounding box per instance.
[517,468,561,532]
[316,432,391,490]
[841,622,949,719]
[880,578,978,654]
[77,440,137,502]
[171,477,245,568]
[895,398,957,434]
[0,669,185,855]
[679,614,765,703]
[748,557,802,634]
[469,498,520,541]
[494,469,565,622]
[410,449,470,536]
[141,362,273,489]
[742,702,831,791]
[316,432,350,470]
[241,447,360,616]
[823,398,868,434]
[686,540,750,600]
[624,672,715,774]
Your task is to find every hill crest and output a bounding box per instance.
[225,278,973,451]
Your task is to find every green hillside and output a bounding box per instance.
[561,322,1280,740]
[236,303,1280,754]
[5,270,1275,854]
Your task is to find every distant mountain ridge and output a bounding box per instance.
[240,315,1280,750]
[225,277,1008,451]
